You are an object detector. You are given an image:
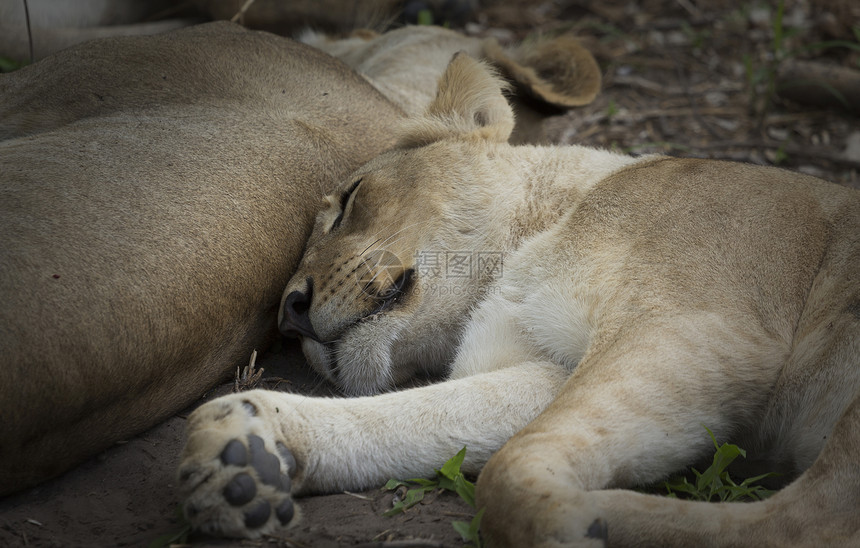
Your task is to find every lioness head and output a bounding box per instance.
[279,54,518,395]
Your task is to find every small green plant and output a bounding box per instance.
[681,21,711,53]
[384,447,484,547]
[0,56,25,73]
[773,142,789,165]
[659,426,777,502]
[416,9,434,26]
[148,506,192,548]
[605,99,619,119]
[452,507,485,548]
[744,0,794,119]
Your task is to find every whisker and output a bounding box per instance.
[360,237,384,257]
[373,218,437,250]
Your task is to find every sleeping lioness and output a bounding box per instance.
[178,54,860,546]
[0,22,599,495]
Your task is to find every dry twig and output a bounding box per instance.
[230,0,258,24]
[233,350,264,392]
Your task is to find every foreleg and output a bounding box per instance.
[177,361,567,538]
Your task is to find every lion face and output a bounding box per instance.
[279,144,501,395]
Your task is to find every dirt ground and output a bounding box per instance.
[0,342,475,548]
[1,1,858,547]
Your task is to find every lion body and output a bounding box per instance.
[180,54,860,546]
[0,22,404,494]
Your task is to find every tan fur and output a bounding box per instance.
[1,23,600,496]
[179,54,860,545]
[301,25,601,144]
[0,21,403,496]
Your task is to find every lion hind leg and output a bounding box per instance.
[475,378,860,547]
[475,377,726,546]
[475,322,782,548]
[585,393,860,547]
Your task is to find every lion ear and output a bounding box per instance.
[396,52,515,148]
[483,35,601,109]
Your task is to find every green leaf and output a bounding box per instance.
[407,478,439,487]
[695,427,743,494]
[384,478,407,490]
[149,507,191,548]
[706,426,719,451]
[148,523,190,548]
[454,474,476,508]
[737,471,779,487]
[709,442,742,472]
[656,426,779,503]
[383,502,406,517]
[383,477,439,492]
[383,447,480,523]
[453,507,485,547]
[417,9,433,26]
[470,508,485,536]
[745,485,777,501]
[403,488,427,506]
[440,447,467,480]
[0,56,25,73]
[382,486,429,516]
[452,519,471,540]
[437,475,456,492]
[661,476,704,501]
[772,0,785,58]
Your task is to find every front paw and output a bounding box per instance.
[177,393,299,538]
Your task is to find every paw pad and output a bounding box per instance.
[248,434,291,490]
[275,498,295,525]
[223,473,256,506]
[243,499,271,528]
[586,518,608,540]
[213,434,297,529]
[220,439,248,466]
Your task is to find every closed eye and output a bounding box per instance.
[331,178,362,231]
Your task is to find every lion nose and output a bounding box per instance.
[279,280,321,342]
